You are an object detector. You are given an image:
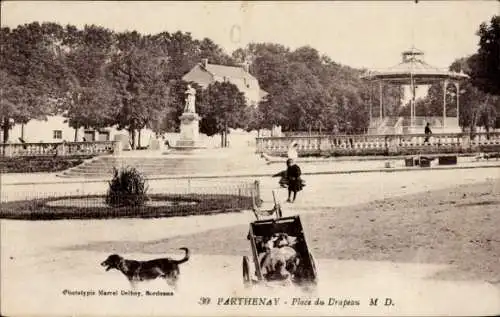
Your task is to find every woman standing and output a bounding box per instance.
[287,141,298,160]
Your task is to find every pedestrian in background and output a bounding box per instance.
[424,123,432,144]
[287,141,298,160]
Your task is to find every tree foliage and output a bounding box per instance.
[59,25,116,137]
[0,23,66,142]
[233,43,388,134]
[199,81,247,147]
[414,16,500,132]
[107,33,170,148]
[470,15,500,95]
[11,19,493,145]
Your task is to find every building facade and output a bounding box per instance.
[5,115,155,148]
[182,59,268,106]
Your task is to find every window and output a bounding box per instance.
[84,131,96,142]
[53,130,62,139]
[98,131,110,141]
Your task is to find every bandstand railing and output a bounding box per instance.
[256,132,500,156]
[0,141,120,157]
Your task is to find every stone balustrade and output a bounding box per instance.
[256,132,500,156]
[0,141,120,157]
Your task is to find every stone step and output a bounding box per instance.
[59,153,266,178]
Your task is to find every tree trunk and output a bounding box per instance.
[130,129,136,150]
[138,129,142,148]
[220,131,224,148]
[74,128,78,142]
[2,118,10,143]
[21,124,25,140]
[224,123,228,148]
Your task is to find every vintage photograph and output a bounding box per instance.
[1,1,499,316]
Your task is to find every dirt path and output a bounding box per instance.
[75,179,500,286]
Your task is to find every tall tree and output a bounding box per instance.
[199,81,247,147]
[470,15,500,95]
[108,32,170,148]
[58,25,116,140]
[0,23,65,142]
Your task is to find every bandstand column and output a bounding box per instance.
[455,81,460,126]
[411,83,416,129]
[442,80,448,130]
[379,81,383,119]
[369,83,373,123]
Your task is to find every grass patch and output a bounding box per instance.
[0,193,253,220]
[0,155,93,173]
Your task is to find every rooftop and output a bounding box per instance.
[202,62,256,81]
[361,48,469,84]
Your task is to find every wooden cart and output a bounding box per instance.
[243,215,318,289]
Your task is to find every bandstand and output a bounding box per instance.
[361,47,468,135]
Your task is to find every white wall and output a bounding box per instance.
[9,116,79,143]
[7,115,156,148]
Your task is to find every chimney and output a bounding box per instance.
[201,58,208,68]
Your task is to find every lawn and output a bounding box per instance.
[0,155,93,173]
[0,193,253,220]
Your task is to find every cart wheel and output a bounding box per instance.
[309,252,318,284]
[242,256,251,287]
[276,204,283,218]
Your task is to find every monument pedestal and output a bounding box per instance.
[174,112,206,150]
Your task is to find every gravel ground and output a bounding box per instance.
[2,170,500,316]
[77,178,500,286]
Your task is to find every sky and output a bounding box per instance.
[1,1,498,70]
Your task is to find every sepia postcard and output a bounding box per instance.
[1,1,499,316]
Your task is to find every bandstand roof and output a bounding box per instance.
[361,48,469,84]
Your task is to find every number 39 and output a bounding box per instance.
[198,297,211,305]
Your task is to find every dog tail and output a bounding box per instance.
[173,247,190,264]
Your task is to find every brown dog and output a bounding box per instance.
[101,248,189,289]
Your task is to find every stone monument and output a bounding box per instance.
[174,84,206,149]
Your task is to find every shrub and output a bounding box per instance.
[105,167,149,207]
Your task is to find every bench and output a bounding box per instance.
[438,155,457,165]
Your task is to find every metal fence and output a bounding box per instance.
[1,178,259,201]
[0,179,261,220]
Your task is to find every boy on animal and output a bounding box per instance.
[283,158,303,203]
[273,158,304,203]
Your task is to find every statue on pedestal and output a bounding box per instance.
[184,84,196,113]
